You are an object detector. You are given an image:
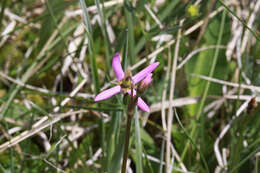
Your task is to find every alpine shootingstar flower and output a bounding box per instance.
[94,53,159,113]
[138,73,153,93]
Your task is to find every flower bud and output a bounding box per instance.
[138,73,152,93]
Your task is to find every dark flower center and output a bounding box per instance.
[120,76,132,89]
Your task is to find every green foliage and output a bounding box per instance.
[185,13,229,116]
[0,0,260,172]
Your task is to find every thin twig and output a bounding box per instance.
[165,19,183,173]
[0,110,87,153]
[154,97,200,112]
[161,47,172,131]
[65,0,124,17]
[191,74,260,92]
[144,4,164,29]
[177,45,226,70]
[214,98,252,170]
[0,124,23,158]
[86,148,102,166]
[170,143,188,172]
[151,95,260,113]
[43,159,68,173]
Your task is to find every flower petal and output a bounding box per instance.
[94,85,121,102]
[132,62,160,84]
[126,89,150,112]
[137,97,150,113]
[127,89,137,97]
[145,73,153,82]
[112,53,125,81]
[138,73,153,92]
[141,73,152,86]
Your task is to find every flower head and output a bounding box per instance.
[94,53,159,112]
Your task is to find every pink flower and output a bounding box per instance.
[94,53,159,113]
[138,73,152,93]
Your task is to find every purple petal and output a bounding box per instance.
[132,62,160,84]
[127,89,136,97]
[112,53,125,81]
[126,89,150,112]
[142,73,152,86]
[138,73,153,92]
[137,97,150,113]
[94,85,121,102]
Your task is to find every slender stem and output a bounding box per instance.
[165,19,183,173]
[121,113,132,173]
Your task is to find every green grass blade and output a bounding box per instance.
[108,128,125,173]
[230,145,260,173]
[106,111,121,167]
[218,0,260,41]
[159,140,165,173]
[79,0,92,34]
[0,0,7,29]
[124,0,135,65]
[123,29,129,71]
[134,110,143,173]
[175,109,209,173]
[182,10,227,162]
[79,0,100,93]
[95,0,112,71]
[79,1,105,172]
[197,9,227,154]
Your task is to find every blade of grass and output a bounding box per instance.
[230,145,260,173]
[79,2,104,172]
[95,0,112,71]
[124,0,135,65]
[199,10,227,155]
[218,0,260,41]
[123,29,129,71]
[175,109,209,172]
[0,0,7,29]
[0,163,7,173]
[107,111,121,168]
[165,18,183,173]
[108,129,125,173]
[45,0,68,50]
[181,9,226,168]
[45,0,69,115]
[79,0,99,93]
[159,139,165,173]
[256,156,259,173]
[142,148,154,173]
[134,110,143,173]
